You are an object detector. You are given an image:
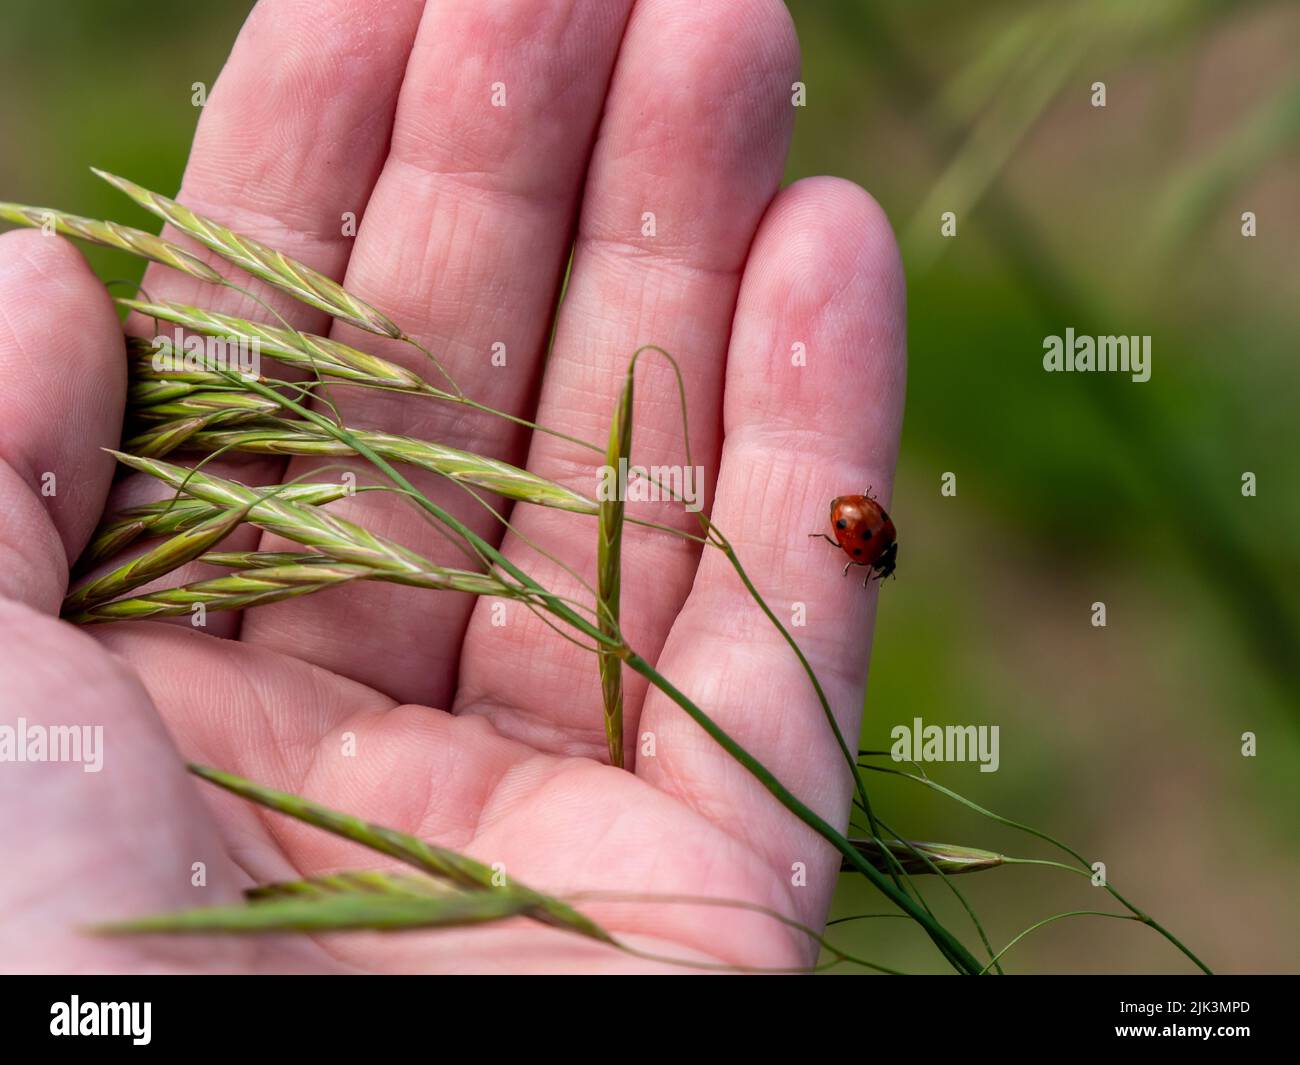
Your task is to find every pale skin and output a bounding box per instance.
[0,0,905,973]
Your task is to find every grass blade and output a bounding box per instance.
[859,760,1214,974]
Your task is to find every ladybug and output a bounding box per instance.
[809,489,898,585]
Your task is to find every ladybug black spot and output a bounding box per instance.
[836,519,847,529]
[880,510,890,522]
[862,529,873,540]
[852,548,862,556]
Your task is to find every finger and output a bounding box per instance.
[636,178,907,931]
[114,0,424,636]
[131,0,423,330]
[0,231,123,612]
[0,600,255,972]
[242,0,637,706]
[455,0,800,754]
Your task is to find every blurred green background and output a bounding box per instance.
[2,0,1296,973]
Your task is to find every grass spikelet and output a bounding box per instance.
[597,367,633,769]
[66,560,378,624]
[130,390,283,422]
[126,334,268,387]
[184,423,600,515]
[71,549,517,624]
[93,169,401,338]
[201,550,334,568]
[81,482,350,568]
[62,505,252,614]
[844,839,1006,876]
[182,764,615,943]
[245,870,454,901]
[0,201,224,283]
[124,412,259,457]
[106,451,522,595]
[118,298,432,392]
[128,378,212,406]
[95,882,537,936]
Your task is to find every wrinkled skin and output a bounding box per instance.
[0,0,904,973]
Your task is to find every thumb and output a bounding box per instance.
[0,228,123,612]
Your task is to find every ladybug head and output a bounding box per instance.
[873,540,898,581]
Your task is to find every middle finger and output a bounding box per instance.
[241,0,637,705]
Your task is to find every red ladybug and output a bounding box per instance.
[810,490,898,585]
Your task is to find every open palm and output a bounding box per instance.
[0,0,904,973]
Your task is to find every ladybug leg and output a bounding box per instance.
[842,560,854,578]
[808,533,838,547]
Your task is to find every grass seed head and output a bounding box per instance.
[94,169,402,338]
[0,201,225,283]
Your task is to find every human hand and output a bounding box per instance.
[0,0,904,973]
